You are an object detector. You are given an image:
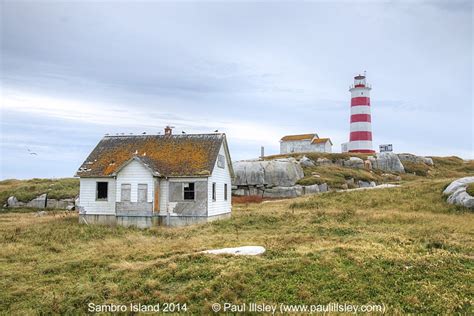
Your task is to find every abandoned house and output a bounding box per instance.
[75,128,233,228]
[280,133,333,154]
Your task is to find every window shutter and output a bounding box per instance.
[121,184,131,202]
[138,184,148,203]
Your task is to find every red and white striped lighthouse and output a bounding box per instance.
[348,73,375,153]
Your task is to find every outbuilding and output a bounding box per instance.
[280,133,332,154]
[75,129,233,228]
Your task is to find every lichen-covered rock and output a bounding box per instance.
[233,188,247,196]
[358,180,371,188]
[26,193,47,208]
[319,183,328,192]
[344,157,364,169]
[234,160,304,187]
[443,177,474,210]
[398,153,434,166]
[443,177,474,195]
[371,152,405,173]
[316,158,332,166]
[423,157,434,166]
[263,186,299,198]
[248,187,264,197]
[303,184,320,194]
[46,198,75,209]
[299,156,315,168]
[7,196,25,208]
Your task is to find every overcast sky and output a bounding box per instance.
[1,0,472,179]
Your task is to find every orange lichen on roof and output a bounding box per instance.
[76,134,224,177]
[280,134,316,142]
[311,138,332,145]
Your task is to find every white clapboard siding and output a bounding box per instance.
[325,141,332,153]
[208,143,232,216]
[79,178,116,214]
[116,160,154,203]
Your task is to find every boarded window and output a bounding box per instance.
[138,184,148,203]
[183,183,195,200]
[224,183,228,201]
[96,182,108,200]
[217,154,225,168]
[121,184,131,202]
[212,182,216,201]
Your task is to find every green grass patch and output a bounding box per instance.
[0,178,79,205]
[296,165,383,189]
[466,183,474,197]
[402,161,431,176]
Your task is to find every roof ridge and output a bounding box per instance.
[104,133,224,138]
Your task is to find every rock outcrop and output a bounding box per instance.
[7,196,25,208]
[398,153,434,166]
[6,194,77,210]
[299,156,315,168]
[234,159,304,187]
[369,152,405,173]
[443,177,474,209]
[233,159,325,198]
[26,193,47,208]
[344,157,365,169]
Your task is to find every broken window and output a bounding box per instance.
[121,183,131,202]
[183,183,195,200]
[224,183,228,201]
[138,184,148,203]
[96,182,108,200]
[212,182,216,201]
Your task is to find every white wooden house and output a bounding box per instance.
[75,130,233,228]
[280,133,332,154]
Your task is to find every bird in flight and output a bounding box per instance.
[26,147,38,156]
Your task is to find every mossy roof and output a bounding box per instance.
[311,138,332,145]
[280,133,317,141]
[75,134,227,178]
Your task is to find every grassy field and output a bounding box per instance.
[0,178,79,206]
[1,178,473,314]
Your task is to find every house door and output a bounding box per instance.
[154,179,160,213]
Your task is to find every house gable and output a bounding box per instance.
[115,159,154,204]
[208,142,233,216]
